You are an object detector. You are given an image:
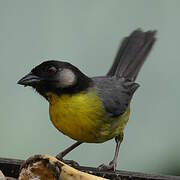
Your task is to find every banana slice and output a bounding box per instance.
[19,155,108,180]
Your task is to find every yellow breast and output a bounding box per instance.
[47,90,106,142]
[47,90,130,143]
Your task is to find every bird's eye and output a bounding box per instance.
[46,66,57,74]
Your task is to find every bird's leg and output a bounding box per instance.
[56,141,82,167]
[98,133,124,171]
[56,141,82,159]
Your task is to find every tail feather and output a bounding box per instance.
[107,29,156,81]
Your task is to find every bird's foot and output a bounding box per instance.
[56,154,79,167]
[61,159,80,167]
[56,153,79,167]
[56,153,64,160]
[98,161,116,171]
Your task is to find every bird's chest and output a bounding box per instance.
[47,92,106,142]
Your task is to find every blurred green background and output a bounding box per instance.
[0,0,180,176]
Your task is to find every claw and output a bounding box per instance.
[98,161,116,171]
[56,154,79,167]
[61,159,80,167]
[56,153,63,160]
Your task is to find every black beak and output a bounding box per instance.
[18,72,41,86]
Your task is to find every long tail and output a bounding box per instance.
[107,29,156,81]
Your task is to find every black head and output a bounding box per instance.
[18,60,92,98]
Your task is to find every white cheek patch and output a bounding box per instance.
[58,68,76,88]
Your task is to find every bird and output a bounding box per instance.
[18,29,156,171]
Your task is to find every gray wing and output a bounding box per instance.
[92,76,139,117]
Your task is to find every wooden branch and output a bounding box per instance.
[0,157,23,178]
[0,157,180,180]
